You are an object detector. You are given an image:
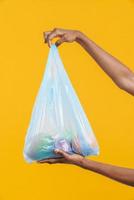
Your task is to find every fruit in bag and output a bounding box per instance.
[23,44,99,163]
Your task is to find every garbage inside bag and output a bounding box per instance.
[23,44,99,163]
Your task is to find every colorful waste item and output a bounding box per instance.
[23,44,99,163]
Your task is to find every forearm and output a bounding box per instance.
[77,158,134,187]
[76,31,134,95]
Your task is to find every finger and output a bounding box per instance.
[47,39,51,48]
[45,33,52,47]
[43,31,51,43]
[37,159,56,164]
[48,31,58,40]
[37,157,63,163]
[47,33,58,48]
[55,37,66,47]
[37,159,52,163]
[54,149,69,158]
[37,158,65,164]
[47,29,62,47]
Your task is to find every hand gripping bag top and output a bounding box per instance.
[23,44,99,163]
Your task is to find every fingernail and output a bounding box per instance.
[55,149,59,153]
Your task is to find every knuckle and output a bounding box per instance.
[53,28,58,32]
[63,35,68,40]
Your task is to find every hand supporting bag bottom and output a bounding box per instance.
[23,44,99,163]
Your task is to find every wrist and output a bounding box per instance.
[75,31,86,43]
[75,31,83,41]
[73,157,87,167]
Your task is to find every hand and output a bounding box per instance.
[37,149,85,166]
[43,28,81,47]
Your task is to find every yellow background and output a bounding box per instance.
[0,0,134,199]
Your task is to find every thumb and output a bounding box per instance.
[55,37,66,47]
[54,149,69,158]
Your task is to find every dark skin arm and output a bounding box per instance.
[44,28,134,95]
[38,149,134,187]
[40,28,134,187]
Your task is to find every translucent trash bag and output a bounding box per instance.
[23,44,99,163]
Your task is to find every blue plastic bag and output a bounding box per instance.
[23,44,99,163]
